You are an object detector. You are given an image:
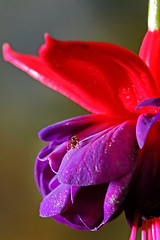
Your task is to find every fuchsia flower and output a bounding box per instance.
[3,0,160,238]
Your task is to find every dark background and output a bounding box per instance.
[1,0,148,239]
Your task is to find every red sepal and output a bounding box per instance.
[3,34,157,116]
[139,30,160,93]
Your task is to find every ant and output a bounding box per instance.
[67,136,80,159]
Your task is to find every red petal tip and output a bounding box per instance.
[44,33,50,41]
[2,43,11,61]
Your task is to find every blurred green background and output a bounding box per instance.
[1,0,148,239]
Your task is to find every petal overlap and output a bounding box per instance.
[40,184,71,217]
[103,171,134,224]
[136,111,160,148]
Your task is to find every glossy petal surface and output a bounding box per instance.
[58,121,138,186]
[3,35,157,115]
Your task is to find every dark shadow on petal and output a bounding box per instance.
[72,183,108,230]
[60,198,88,230]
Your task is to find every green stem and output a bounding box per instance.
[148,0,160,30]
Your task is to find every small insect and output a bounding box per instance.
[67,135,80,158]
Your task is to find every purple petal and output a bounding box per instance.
[34,157,49,191]
[52,214,88,230]
[38,142,58,161]
[71,184,108,230]
[40,184,71,217]
[102,171,134,225]
[34,158,55,196]
[59,198,89,230]
[136,97,160,110]
[135,121,160,219]
[125,119,160,225]
[136,111,160,149]
[38,114,113,143]
[58,121,138,186]
[37,141,67,173]
[48,175,60,191]
[38,144,54,161]
[48,142,68,173]
[50,184,87,230]
[39,164,55,196]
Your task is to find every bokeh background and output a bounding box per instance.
[1,0,148,239]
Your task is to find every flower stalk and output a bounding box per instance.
[148,0,160,30]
